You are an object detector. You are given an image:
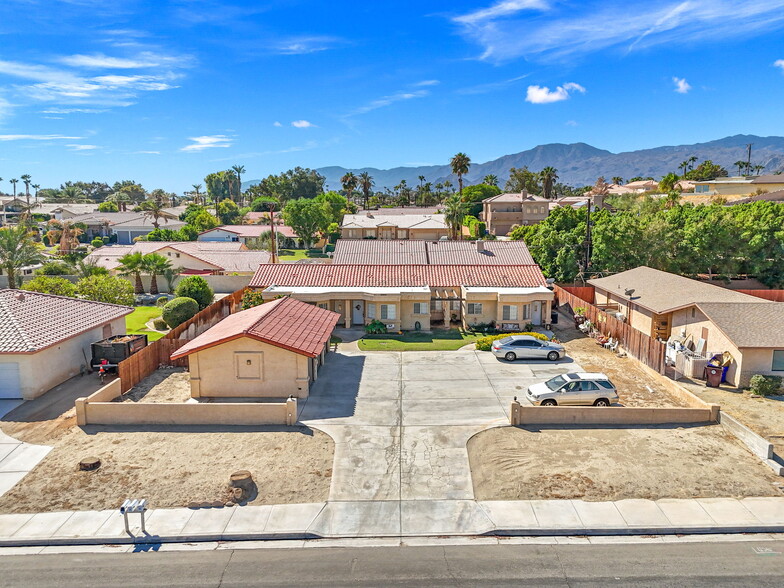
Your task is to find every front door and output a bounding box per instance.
[352,300,365,325]
[531,301,542,325]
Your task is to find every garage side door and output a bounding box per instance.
[0,363,22,399]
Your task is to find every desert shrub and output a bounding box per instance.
[21,276,76,297]
[156,295,170,306]
[90,237,104,249]
[174,276,214,309]
[35,260,72,275]
[75,275,134,306]
[241,289,266,310]
[152,317,169,330]
[364,319,387,334]
[475,331,550,351]
[162,297,199,328]
[749,375,783,397]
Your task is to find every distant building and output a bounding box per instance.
[481,191,550,236]
[693,175,784,198]
[340,213,449,240]
[65,211,184,244]
[198,224,300,247]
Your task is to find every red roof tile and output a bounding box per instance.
[250,264,547,289]
[170,297,341,359]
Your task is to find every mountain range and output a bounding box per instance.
[244,134,784,192]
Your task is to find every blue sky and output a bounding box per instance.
[1,0,784,192]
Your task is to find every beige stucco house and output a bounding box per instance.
[0,290,133,400]
[340,213,449,240]
[693,175,784,198]
[482,192,550,236]
[170,297,340,399]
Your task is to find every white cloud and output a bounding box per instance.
[66,144,99,151]
[273,36,344,55]
[134,150,161,154]
[525,82,585,104]
[346,89,430,117]
[414,80,440,87]
[454,0,549,25]
[291,120,315,128]
[565,120,579,126]
[41,107,107,114]
[57,52,171,69]
[273,121,282,127]
[180,135,233,152]
[775,59,784,71]
[673,76,691,93]
[0,134,84,141]
[452,1,784,62]
[457,74,529,95]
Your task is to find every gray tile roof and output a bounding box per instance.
[0,289,133,354]
[332,239,535,265]
[341,213,447,229]
[697,302,784,348]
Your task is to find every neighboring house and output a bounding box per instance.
[198,224,300,247]
[332,239,536,265]
[693,175,784,197]
[361,207,442,215]
[34,203,99,219]
[0,290,132,399]
[340,213,449,240]
[170,297,341,399]
[65,211,183,243]
[86,241,269,275]
[607,184,637,195]
[0,197,28,225]
[552,193,607,211]
[723,189,784,206]
[481,192,550,236]
[669,302,784,387]
[588,266,765,341]
[249,263,554,332]
[623,180,660,193]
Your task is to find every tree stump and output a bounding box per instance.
[79,457,101,471]
[228,470,257,503]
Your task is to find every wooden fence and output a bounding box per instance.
[554,285,666,374]
[118,289,245,393]
[736,289,784,302]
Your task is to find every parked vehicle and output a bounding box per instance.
[526,372,618,406]
[90,334,148,373]
[491,335,565,362]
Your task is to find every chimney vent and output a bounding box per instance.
[476,240,485,253]
[14,292,25,301]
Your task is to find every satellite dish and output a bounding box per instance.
[625,288,635,297]
[545,278,555,285]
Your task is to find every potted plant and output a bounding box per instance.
[574,306,588,326]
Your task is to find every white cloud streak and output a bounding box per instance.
[180,135,233,152]
[345,89,429,117]
[775,59,784,71]
[673,76,691,93]
[56,52,177,69]
[0,134,84,141]
[291,120,315,128]
[273,36,345,55]
[273,121,282,127]
[66,144,99,150]
[525,82,585,104]
[453,0,549,25]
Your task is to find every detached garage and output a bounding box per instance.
[170,297,341,399]
[0,290,133,399]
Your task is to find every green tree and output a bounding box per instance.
[658,172,680,193]
[204,171,233,208]
[217,198,243,225]
[141,253,173,295]
[98,201,118,212]
[22,275,76,297]
[232,164,246,202]
[117,252,146,294]
[483,174,498,187]
[0,226,44,288]
[450,152,471,198]
[358,172,374,209]
[255,167,325,203]
[504,166,541,194]
[75,275,134,306]
[611,176,624,185]
[461,184,502,217]
[162,297,199,328]
[191,183,204,205]
[341,172,358,205]
[282,198,330,247]
[684,160,728,181]
[140,199,169,229]
[443,193,468,240]
[539,166,558,200]
[175,276,214,309]
[314,191,348,225]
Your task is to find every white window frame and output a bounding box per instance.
[467,303,483,315]
[367,303,376,319]
[380,304,396,320]
[413,302,428,315]
[502,305,518,321]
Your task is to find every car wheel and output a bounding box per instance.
[541,399,557,406]
[504,352,516,362]
[593,398,610,407]
[547,351,559,361]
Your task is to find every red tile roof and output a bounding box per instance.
[170,297,341,359]
[0,289,133,354]
[250,263,547,289]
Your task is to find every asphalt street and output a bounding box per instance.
[1,541,783,587]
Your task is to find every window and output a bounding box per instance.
[579,382,599,392]
[380,304,396,320]
[317,302,328,309]
[367,304,376,318]
[502,305,518,320]
[397,230,407,239]
[467,303,483,315]
[773,350,784,372]
[523,304,530,320]
[413,302,428,315]
[691,307,696,318]
[366,229,376,238]
[430,299,442,311]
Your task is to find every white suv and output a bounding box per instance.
[526,372,618,406]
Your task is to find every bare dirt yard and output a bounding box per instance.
[0,425,334,514]
[468,425,783,502]
[553,319,690,408]
[120,368,191,403]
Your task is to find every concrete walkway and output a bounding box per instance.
[0,402,52,499]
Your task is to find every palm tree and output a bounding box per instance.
[341,172,358,205]
[32,184,40,198]
[539,167,558,199]
[73,257,108,278]
[358,172,374,210]
[141,253,172,295]
[45,220,84,253]
[733,161,746,176]
[0,225,43,288]
[20,174,31,209]
[191,183,203,205]
[60,185,84,202]
[10,178,18,198]
[483,174,498,187]
[678,161,689,177]
[141,200,168,229]
[443,180,454,194]
[664,191,681,209]
[231,165,246,204]
[443,193,468,240]
[687,156,698,171]
[658,172,679,193]
[753,164,765,175]
[450,152,471,199]
[163,265,183,293]
[117,252,146,294]
[611,176,624,186]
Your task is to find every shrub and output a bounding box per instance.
[75,275,134,306]
[35,261,72,276]
[98,201,118,212]
[475,332,550,351]
[241,289,266,310]
[156,295,170,306]
[162,297,199,328]
[364,319,387,335]
[22,276,76,297]
[174,276,214,309]
[749,375,783,397]
[91,237,104,249]
[152,317,169,330]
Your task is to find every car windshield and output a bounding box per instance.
[545,375,567,391]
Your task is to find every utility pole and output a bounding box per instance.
[584,194,592,273]
[746,143,753,176]
[268,202,278,264]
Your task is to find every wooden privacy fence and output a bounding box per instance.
[736,289,784,302]
[554,285,666,374]
[118,289,245,393]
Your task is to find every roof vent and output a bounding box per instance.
[14,292,25,301]
[476,240,485,253]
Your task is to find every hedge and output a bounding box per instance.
[749,375,782,397]
[162,297,199,328]
[175,276,214,309]
[475,331,549,351]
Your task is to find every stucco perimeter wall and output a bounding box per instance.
[189,336,312,398]
[509,402,716,426]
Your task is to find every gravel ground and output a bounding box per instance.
[468,425,783,502]
[120,368,191,403]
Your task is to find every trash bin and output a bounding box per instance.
[704,366,723,387]
[550,310,559,325]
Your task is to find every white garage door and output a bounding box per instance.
[0,363,22,399]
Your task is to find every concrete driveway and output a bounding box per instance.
[298,350,582,502]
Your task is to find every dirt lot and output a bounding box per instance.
[682,379,784,456]
[468,425,783,502]
[0,425,334,514]
[553,320,690,408]
[121,368,191,403]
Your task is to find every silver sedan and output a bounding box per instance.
[491,335,565,362]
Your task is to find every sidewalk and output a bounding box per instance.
[1,497,784,547]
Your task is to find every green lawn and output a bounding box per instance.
[358,330,482,352]
[126,306,166,342]
[277,245,334,260]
